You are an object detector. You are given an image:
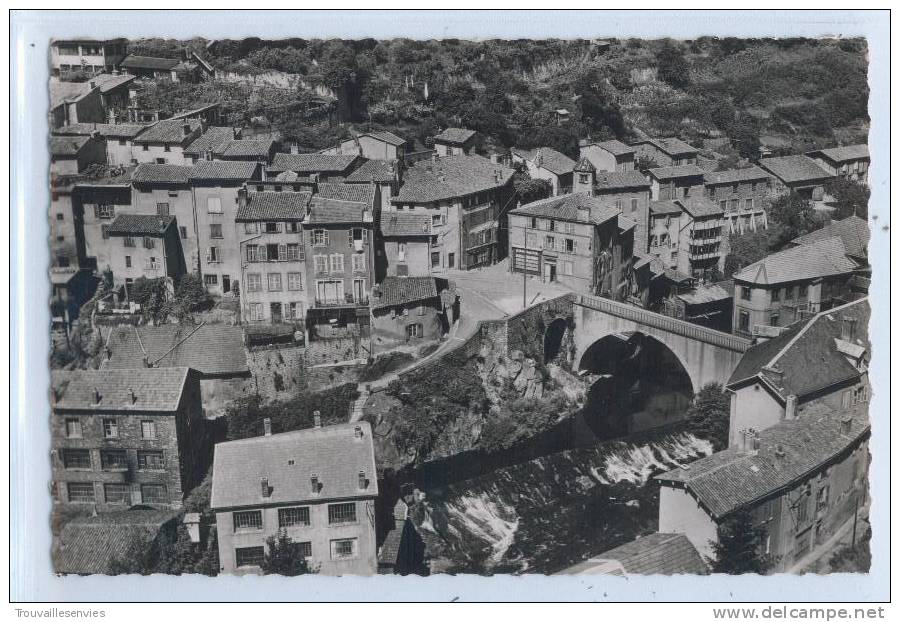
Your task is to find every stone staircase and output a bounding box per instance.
[350,386,370,422]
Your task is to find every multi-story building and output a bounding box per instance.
[50,135,107,175]
[631,137,698,167]
[594,170,653,253]
[511,147,576,196]
[184,126,240,163]
[54,122,148,166]
[787,215,870,270]
[703,166,771,236]
[336,131,406,161]
[432,128,478,156]
[806,144,870,186]
[377,211,434,279]
[390,154,516,270]
[676,195,725,279]
[303,194,376,335]
[72,167,135,273]
[370,276,449,351]
[221,138,278,166]
[656,400,869,572]
[344,160,402,212]
[647,200,685,272]
[758,155,836,203]
[267,153,362,183]
[578,138,636,173]
[103,214,187,288]
[507,193,630,297]
[236,189,312,325]
[210,420,379,576]
[190,160,263,296]
[130,163,198,272]
[726,297,869,448]
[51,367,208,512]
[50,38,127,79]
[647,165,706,201]
[132,118,204,166]
[731,234,867,337]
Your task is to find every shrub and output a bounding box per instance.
[360,351,415,382]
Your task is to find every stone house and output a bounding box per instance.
[725,297,869,449]
[656,401,869,573]
[579,138,636,173]
[130,163,198,272]
[377,211,434,279]
[53,122,146,166]
[511,147,577,196]
[50,38,127,79]
[370,276,448,350]
[806,145,870,186]
[594,170,653,253]
[132,118,205,166]
[51,367,209,511]
[647,165,706,201]
[631,137,698,167]
[103,214,186,287]
[190,160,263,296]
[236,189,312,325]
[432,127,478,156]
[210,420,379,576]
[758,155,836,202]
[390,154,516,270]
[72,168,135,274]
[703,166,771,236]
[647,200,685,273]
[50,134,107,175]
[337,131,407,161]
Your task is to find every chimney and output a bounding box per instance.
[263,417,272,436]
[785,394,798,420]
[92,387,101,405]
[431,152,438,163]
[127,387,136,404]
[141,355,150,368]
[260,477,270,497]
[290,143,300,155]
[237,186,249,209]
[313,410,321,428]
[182,123,192,137]
[354,425,363,439]
[762,363,784,386]
[89,80,96,89]
[773,444,785,459]
[358,470,367,490]
[841,417,853,434]
[310,473,319,494]
[739,428,759,454]
[841,316,857,342]
[232,127,240,139]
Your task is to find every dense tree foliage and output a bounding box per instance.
[480,393,571,452]
[685,383,731,452]
[723,225,784,278]
[767,191,823,247]
[108,524,216,576]
[709,509,772,574]
[826,178,870,219]
[261,531,316,576]
[656,42,691,89]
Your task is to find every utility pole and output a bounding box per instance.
[522,232,527,309]
[851,495,859,550]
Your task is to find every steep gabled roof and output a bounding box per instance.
[790,216,869,260]
[210,422,378,510]
[733,236,859,285]
[51,367,192,412]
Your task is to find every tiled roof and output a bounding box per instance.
[790,216,869,260]
[595,170,650,190]
[574,157,596,172]
[434,127,477,144]
[52,367,192,412]
[120,55,181,71]
[363,130,406,146]
[514,147,577,176]
[189,160,259,181]
[372,276,439,309]
[594,139,635,156]
[169,103,221,120]
[104,324,250,377]
[677,196,724,219]
[733,236,860,285]
[510,193,620,225]
[618,215,637,233]
[649,200,683,216]
[235,191,311,221]
[54,122,147,139]
[726,297,869,400]
[49,80,94,109]
[393,155,514,204]
[677,282,732,305]
[95,73,136,93]
[49,135,91,156]
[380,212,433,237]
[106,214,174,236]
[647,164,706,180]
[809,144,869,163]
[132,163,192,184]
[55,510,180,575]
[704,166,770,185]
[759,155,835,185]
[268,153,358,174]
[638,137,698,156]
[557,533,709,575]
[307,197,369,224]
[221,138,275,158]
[133,119,202,145]
[656,402,869,519]
[210,421,378,510]
[184,126,237,156]
[345,159,398,183]
[317,182,377,208]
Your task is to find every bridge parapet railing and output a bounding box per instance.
[574,294,751,353]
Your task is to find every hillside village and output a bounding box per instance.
[48,37,871,577]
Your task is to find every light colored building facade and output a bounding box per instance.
[50,38,127,79]
[337,131,406,161]
[579,139,636,172]
[647,165,706,201]
[594,171,652,253]
[378,212,434,278]
[50,135,107,175]
[806,145,870,186]
[511,147,576,196]
[51,367,208,512]
[132,118,204,166]
[72,171,134,274]
[104,214,187,287]
[210,421,379,576]
[631,137,698,167]
[758,155,836,203]
[703,167,771,236]
[432,128,478,156]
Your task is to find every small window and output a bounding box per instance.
[233,510,263,532]
[66,482,95,503]
[143,237,156,249]
[740,286,752,301]
[235,546,265,567]
[406,323,423,339]
[140,420,157,440]
[739,310,750,332]
[104,483,130,504]
[265,222,280,233]
[56,213,64,221]
[770,313,780,327]
[327,502,357,525]
[799,284,809,298]
[630,198,638,212]
[137,450,164,470]
[287,272,303,291]
[245,222,258,234]
[156,202,170,217]
[267,273,283,291]
[62,449,91,469]
[123,236,135,248]
[179,226,187,239]
[141,484,167,504]
[207,197,223,214]
[207,247,219,263]
[330,538,357,560]
[210,224,223,239]
[102,418,118,438]
[65,418,82,438]
[100,450,128,470]
[565,238,575,253]
[204,274,218,286]
[246,273,262,292]
[142,145,149,151]
[125,254,131,268]
[278,506,311,528]
[118,138,127,146]
[771,288,781,302]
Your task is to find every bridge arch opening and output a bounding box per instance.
[543,317,569,364]
[576,332,694,439]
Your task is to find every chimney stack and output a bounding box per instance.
[182,122,192,137]
[260,477,270,497]
[313,410,321,428]
[310,473,319,494]
[785,394,798,420]
[128,387,136,404]
[354,425,363,439]
[290,143,300,155]
[358,470,367,490]
[92,387,101,405]
[774,444,785,459]
[841,316,857,342]
[237,186,249,209]
[89,80,96,89]
[263,417,272,436]
[841,417,853,434]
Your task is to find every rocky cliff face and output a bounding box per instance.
[408,429,712,574]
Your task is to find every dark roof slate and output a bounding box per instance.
[184,126,237,156]
[372,276,439,309]
[345,159,398,183]
[222,138,276,158]
[595,170,651,190]
[790,216,869,260]
[557,533,709,575]
[120,55,181,71]
[307,197,369,225]
[704,166,771,185]
[434,127,477,144]
[759,155,835,185]
[52,367,192,412]
[510,193,620,225]
[133,119,202,145]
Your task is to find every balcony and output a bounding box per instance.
[314,294,369,308]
